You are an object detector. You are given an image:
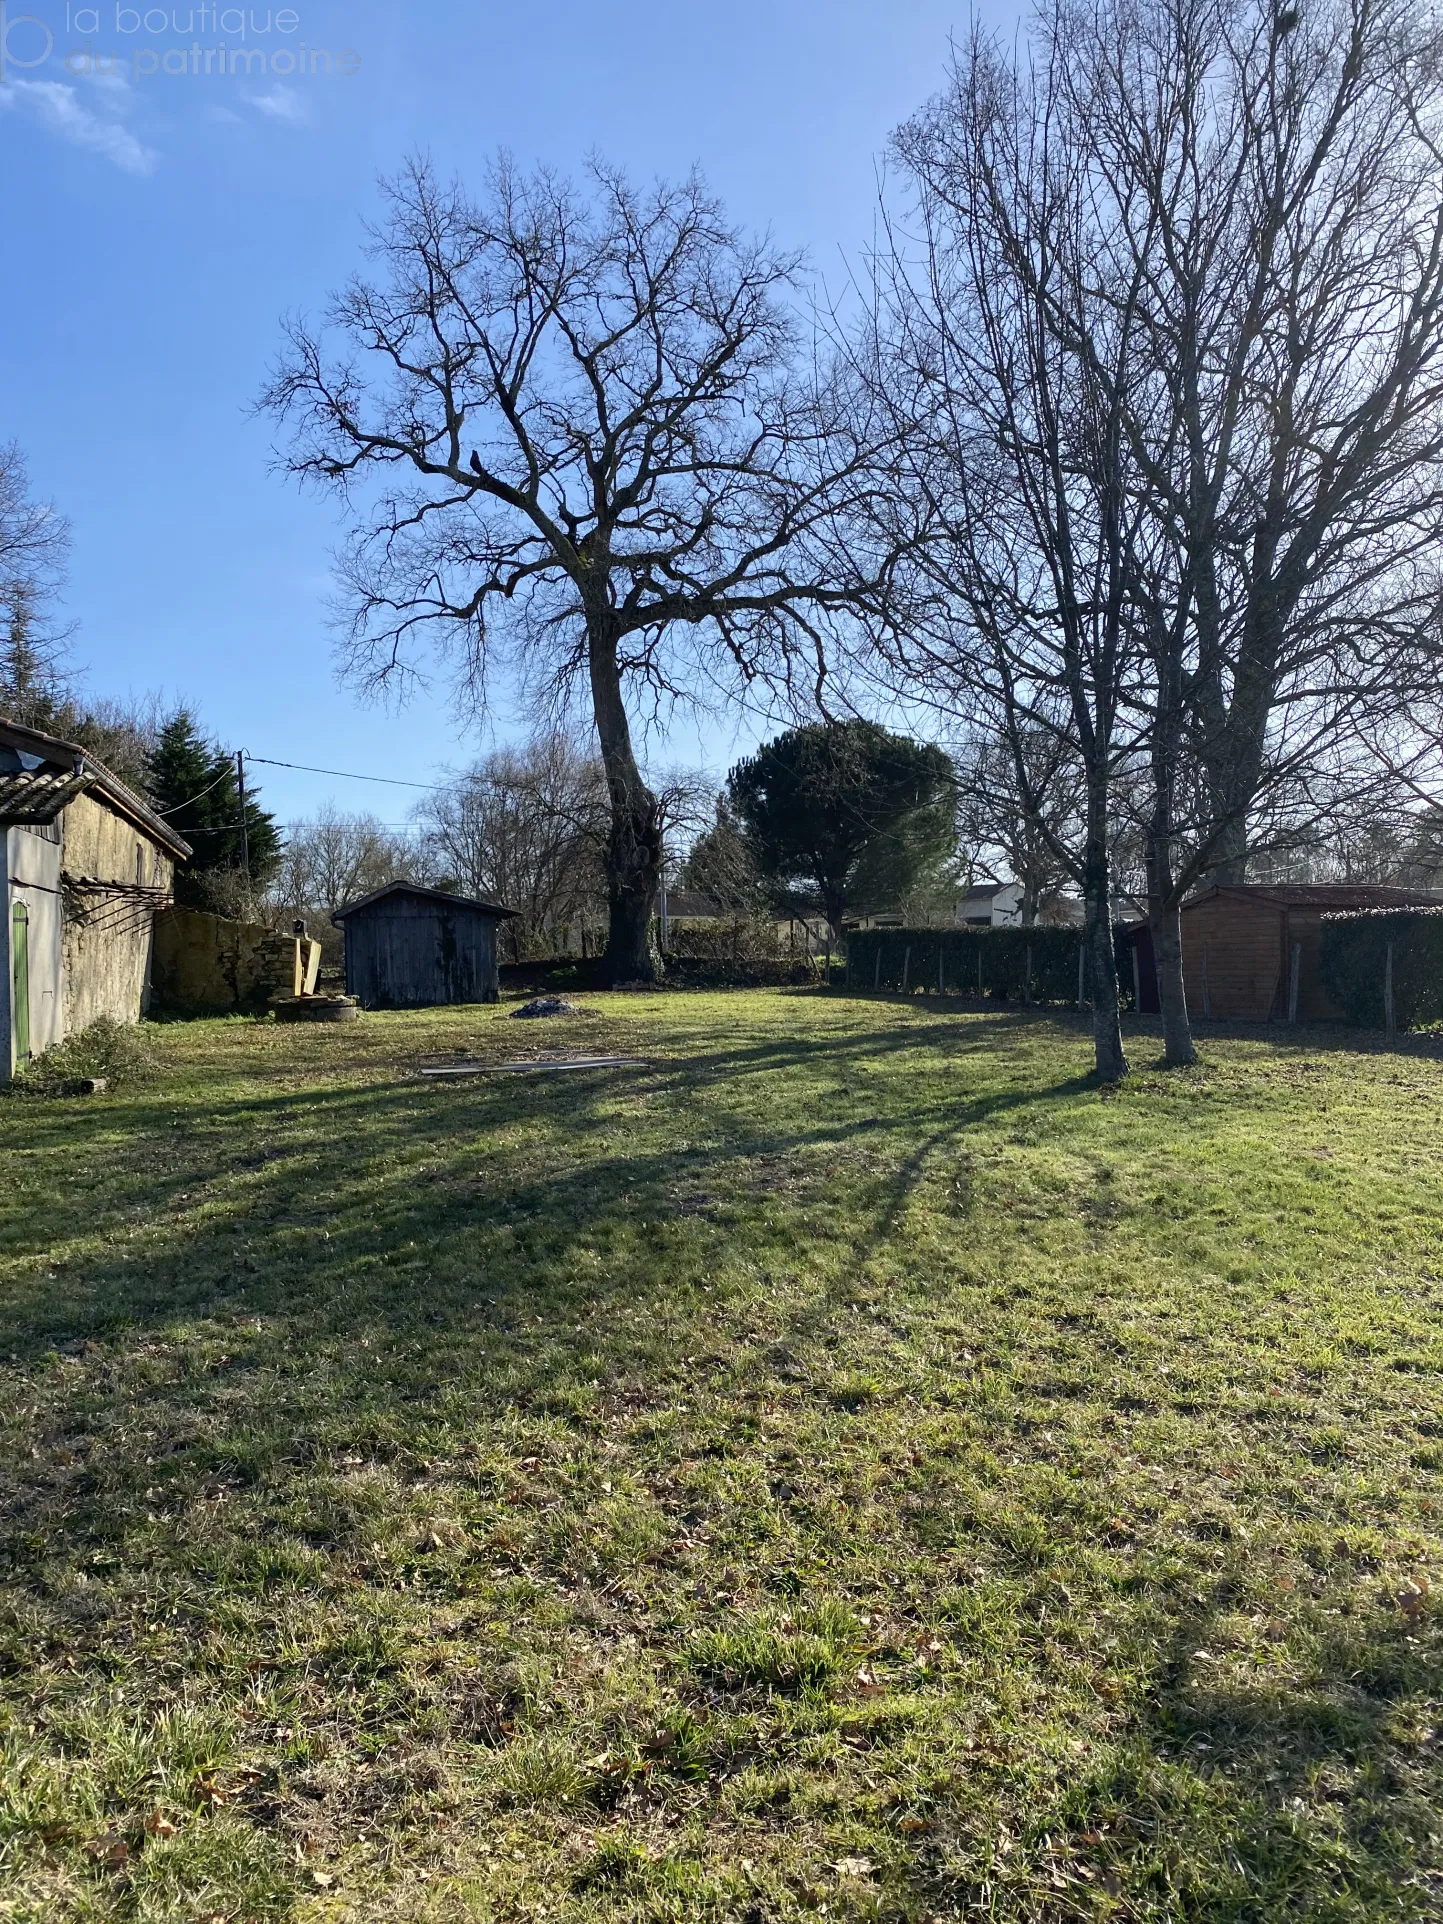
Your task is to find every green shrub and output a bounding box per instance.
[9,1016,158,1096]
[845,924,1129,1005]
[1319,908,1443,1029]
[664,916,782,962]
[660,955,823,989]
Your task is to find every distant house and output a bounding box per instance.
[1,716,191,1079]
[955,882,1025,927]
[333,880,519,1009]
[1128,882,1443,1022]
[661,889,726,922]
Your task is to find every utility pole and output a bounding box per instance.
[236,749,251,905]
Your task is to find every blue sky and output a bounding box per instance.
[0,0,1011,825]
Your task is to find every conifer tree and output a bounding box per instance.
[147,710,280,908]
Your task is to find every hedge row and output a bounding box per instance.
[845,924,1131,1005]
[1319,908,1443,1029]
[496,954,826,994]
[661,955,827,989]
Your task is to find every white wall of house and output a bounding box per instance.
[955,883,1025,927]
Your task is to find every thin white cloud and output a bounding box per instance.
[0,78,157,174]
[79,69,134,105]
[250,86,306,125]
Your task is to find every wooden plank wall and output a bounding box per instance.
[344,897,499,1008]
[1180,897,1284,1021]
[1180,897,1351,1023]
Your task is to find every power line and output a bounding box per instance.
[244,754,442,790]
[154,765,236,816]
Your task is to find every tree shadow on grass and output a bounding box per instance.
[0,1016,1099,1362]
[0,1021,1104,1646]
[2,1010,1439,1918]
[1008,1585,1443,1921]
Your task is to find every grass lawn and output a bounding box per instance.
[0,990,1440,1923]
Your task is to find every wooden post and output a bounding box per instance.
[235,749,251,905]
[902,945,911,992]
[1385,940,1396,1037]
[1076,942,1085,1010]
[1287,941,1301,1026]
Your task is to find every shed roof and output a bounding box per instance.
[665,889,726,919]
[1182,882,1443,913]
[332,879,519,923]
[0,715,192,860]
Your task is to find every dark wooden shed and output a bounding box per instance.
[1128,883,1443,1022]
[332,881,518,1010]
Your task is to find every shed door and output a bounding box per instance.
[11,901,30,1066]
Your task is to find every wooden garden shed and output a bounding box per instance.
[333,881,518,1010]
[1130,883,1443,1022]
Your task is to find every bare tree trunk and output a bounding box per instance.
[1143,655,1197,1066]
[1199,705,1263,884]
[588,628,663,984]
[1148,895,1193,1066]
[1083,791,1127,1081]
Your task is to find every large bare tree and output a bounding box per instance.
[867,0,1443,1070]
[263,156,886,981]
[411,731,609,959]
[1075,0,1443,1061]
[867,30,1155,1080]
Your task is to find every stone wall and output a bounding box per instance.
[152,908,321,1013]
[63,790,172,889]
[61,792,176,1037]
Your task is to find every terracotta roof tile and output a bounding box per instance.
[0,768,91,825]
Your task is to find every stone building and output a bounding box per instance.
[1,716,191,1079]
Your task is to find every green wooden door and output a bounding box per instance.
[11,902,29,1067]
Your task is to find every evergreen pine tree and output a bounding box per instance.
[147,710,280,909]
[727,721,957,938]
